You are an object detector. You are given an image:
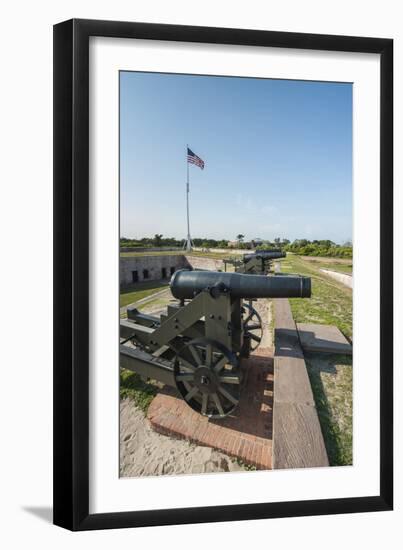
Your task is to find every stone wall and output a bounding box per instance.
[185,256,224,271]
[120,254,225,287]
[120,255,187,286]
[320,268,353,289]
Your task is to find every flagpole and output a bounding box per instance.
[185,144,192,251]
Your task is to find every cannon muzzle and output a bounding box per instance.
[243,250,286,261]
[170,270,311,300]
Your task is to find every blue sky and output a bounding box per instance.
[120,71,352,244]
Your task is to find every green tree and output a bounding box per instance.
[153,234,163,246]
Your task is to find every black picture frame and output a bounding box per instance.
[53,18,393,531]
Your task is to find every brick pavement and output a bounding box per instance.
[147,347,273,469]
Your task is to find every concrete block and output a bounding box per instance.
[297,323,352,355]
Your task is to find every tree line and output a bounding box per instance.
[120,235,229,249]
[259,239,352,258]
[120,236,352,258]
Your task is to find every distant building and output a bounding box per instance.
[228,240,255,249]
[251,238,263,247]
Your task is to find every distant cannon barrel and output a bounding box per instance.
[243,250,286,261]
[170,270,311,300]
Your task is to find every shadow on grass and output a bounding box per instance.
[305,352,353,466]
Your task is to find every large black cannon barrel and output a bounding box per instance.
[243,250,286,261]
[170,270,311,300]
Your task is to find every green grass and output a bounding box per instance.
[120,250,184,257]
[234,458,257,471]
[305,353,353,466]
[319,263,352,274]
[187,251,233,260]
[279,254,353,466]
[302,258,353,274]
[120,369,158,413]
[280,255,352,339]
[120,281,168,308]
[120,250,235,260]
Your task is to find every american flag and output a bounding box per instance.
[187,147,205,170]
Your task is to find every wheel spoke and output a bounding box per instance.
[174,338,240,418]
[212,393,225,416]
[179,358,197,371]
[218,386,239,406]
[250,333,261,343]
[189,344,201,365]
[213,355,227,373]
[244,312,253,324]
[184,385,199,401]
[201,393,208,415]
[246,323,261,331]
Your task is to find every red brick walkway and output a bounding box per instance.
[147,347,274,469]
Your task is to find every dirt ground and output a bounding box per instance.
[120,296,272,478]
[120,398,244,477]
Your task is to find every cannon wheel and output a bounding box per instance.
[173,338,241,419]
[243,302,263,351]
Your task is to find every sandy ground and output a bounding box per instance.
[120,295,272,478]
[120,399,244,477]
[253,298,273,349]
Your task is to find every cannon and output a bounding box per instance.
[241,250,286,274]
[243,250,286,262]
[170,269,309,299]
[224,250,286,275]
[120,269,311,419]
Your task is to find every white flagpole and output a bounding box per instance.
[185,145,192,251]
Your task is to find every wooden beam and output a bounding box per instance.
[272,299,329,469]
